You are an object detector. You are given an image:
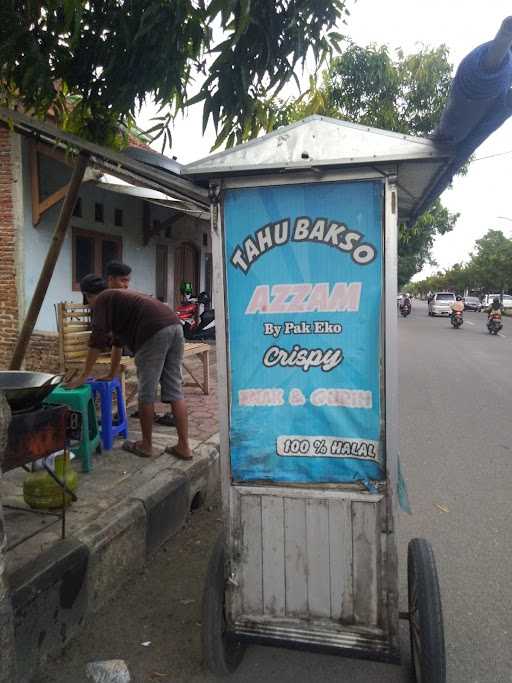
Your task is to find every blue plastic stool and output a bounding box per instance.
[86,378,128,450]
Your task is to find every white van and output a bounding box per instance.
[481,294,512,310]
[428,292,455,316]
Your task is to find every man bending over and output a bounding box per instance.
[68,274,192,460]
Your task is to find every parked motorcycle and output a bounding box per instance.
[450,310,463,328]
[176,286,215,341]
[487,313,503,335]
[188,292,215,340]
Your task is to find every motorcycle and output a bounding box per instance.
[176,288,216,341]
[487,312,503,335]
[399,301,411,317]
[450,310,463,328]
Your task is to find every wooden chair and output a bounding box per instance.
[55,302,211,397]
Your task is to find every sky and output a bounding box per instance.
[138,0,512,280]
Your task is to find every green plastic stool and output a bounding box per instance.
[45,384,101,473]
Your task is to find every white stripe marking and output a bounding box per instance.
[466,321,475,326]
[498,333,507,338]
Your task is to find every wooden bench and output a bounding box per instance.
[56,302,211,396]
[182,341,211,395]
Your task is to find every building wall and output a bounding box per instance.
[0,130,21,368]
[21,143,156,331]
[24,332,60,373]
[20,141,208,333]
[0,132,210,370]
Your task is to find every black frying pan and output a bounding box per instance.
[0,372,63,412]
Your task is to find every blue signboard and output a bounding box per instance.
[224,180,384,484]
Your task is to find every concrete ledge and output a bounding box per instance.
[3,438,220,682]
[131,472,189,556]
[9,538,89,683]
[0,593,16,683]
[169,440,220,510]
[76,498,146,615]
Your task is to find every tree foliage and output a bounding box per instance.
[274,43,459,286]
[0,0,349,148]
[325,44,452,135]
[398,200,458,287]
[468,230,512,292]
[411,230,512,296]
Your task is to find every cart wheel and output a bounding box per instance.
[201,533,245,675]
[408,538,446,683]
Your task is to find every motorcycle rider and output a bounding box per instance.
[400,292,412,314]
[450,295,464,322]
[486,296,503,333]
[487,296,502,316]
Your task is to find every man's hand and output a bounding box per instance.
[96,370,118,382]
[65,347,103,389]
[65,373,88,389]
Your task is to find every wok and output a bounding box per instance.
[0,372,63,412]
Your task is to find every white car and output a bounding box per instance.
[481,294,512,311]
[428,292,455,316]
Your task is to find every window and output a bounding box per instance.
[73,197,82,218]
[114,208,123,227]
[72,228,122,290]
[94,202,104,222]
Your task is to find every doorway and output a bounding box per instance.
[174,242,199,307]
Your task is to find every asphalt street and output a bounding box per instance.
[36,301,512,683]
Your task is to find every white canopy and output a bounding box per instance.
[92,175,210,221]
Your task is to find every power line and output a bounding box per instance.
[473,149,512,162]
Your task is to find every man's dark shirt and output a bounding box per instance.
[89,290,179,353]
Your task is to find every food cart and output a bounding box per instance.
[185,116,452,681]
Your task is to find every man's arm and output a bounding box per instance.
[97,346,123,381]
[66,347,102,388]
[111,346,122,376]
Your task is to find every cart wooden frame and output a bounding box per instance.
[186,117,450,681]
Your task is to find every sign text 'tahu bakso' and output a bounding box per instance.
[230,216,377,273]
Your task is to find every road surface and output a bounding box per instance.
[36,301,512,682]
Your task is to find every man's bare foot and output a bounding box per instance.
[165,445,193,461]
[122,439,158,458]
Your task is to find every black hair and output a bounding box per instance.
[80,274,107,295]
[106,261,132,277]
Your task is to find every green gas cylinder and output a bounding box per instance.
[23,452,78,510]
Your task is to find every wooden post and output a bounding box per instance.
[202,349,210,395]
[9,152,89,370]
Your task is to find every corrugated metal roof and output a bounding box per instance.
[185,115,454,224]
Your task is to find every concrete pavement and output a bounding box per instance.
[0,351,220,682]
[35,305,512,682]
